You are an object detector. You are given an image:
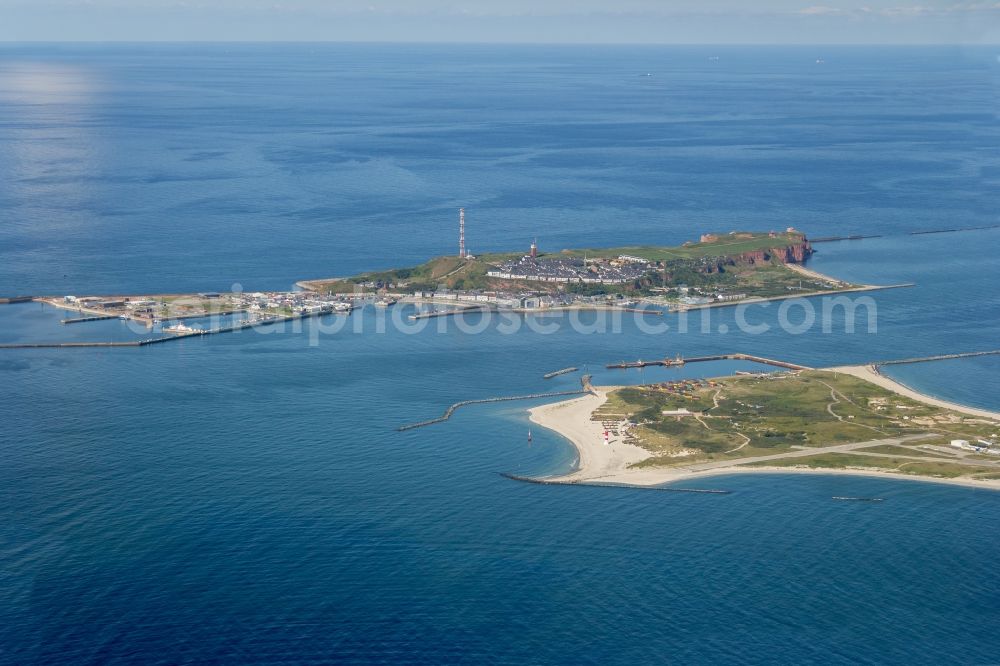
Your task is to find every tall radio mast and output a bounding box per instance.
[459,208,466,258]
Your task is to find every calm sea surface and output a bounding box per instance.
[2,44,999,664]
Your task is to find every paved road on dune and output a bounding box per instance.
[679,433,961,472]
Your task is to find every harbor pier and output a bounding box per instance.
[61,315,119,324]
[408,305,491,320]
[0,307,349,350]
[606,353,812,371]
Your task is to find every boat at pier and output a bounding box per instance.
[163,322,204,335]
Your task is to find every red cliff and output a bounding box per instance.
[737,239,812,265]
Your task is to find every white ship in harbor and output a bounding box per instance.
[163,322,204,335]
[374,297,397,307]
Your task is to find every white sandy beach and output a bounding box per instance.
[528,390,651,482]
[528,372,1000,491]
[826,365,1000,420]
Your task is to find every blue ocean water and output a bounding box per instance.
[2,44,1000,664]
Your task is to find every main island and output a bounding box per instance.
[299,227,890,309]
[9,227,914,346]
[15,228,898,335]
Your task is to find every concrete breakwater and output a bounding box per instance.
[499,472,731,494]
[408,305,490,320]
[0,341,144,349]
[151,308,345,340]
[0,296,34,304]
[810,224,997,243]
[397,389,592,432]
[0,337,201,349]
[543,367,578,379]
[875,350,1000,368]
[910,224,1000,236]
[607,353,812,371]
[613,306,663,315]
[61,315,119,324]
[156,308,249,322]
[666,282,914,313]
[0,309,343,350]
[810,234,883,243]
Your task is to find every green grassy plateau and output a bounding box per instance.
[600,370,1000,480]
[305,231,846,298]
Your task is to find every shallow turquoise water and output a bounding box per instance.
[2,44,999,664]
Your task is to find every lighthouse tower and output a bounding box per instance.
[529,238,537,259]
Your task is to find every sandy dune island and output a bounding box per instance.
[528,366,1000,491]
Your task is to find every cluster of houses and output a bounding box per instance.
[413,288,648,310]
[237,291,351,315]
[663,286,748,306]
[486,255,649,285]
[412,289,580,310]
[62,290,353,320]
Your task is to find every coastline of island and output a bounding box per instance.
[296,230,870,307]
[528,366,1000,491]
[653,283,914,313]
[828,364,1000,421]
[9,229,903,348]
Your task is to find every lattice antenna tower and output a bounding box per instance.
[459,208,466,258]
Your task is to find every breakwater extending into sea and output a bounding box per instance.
[875,350,1000,367]
[0,307,344,349]
[498,472,731,493]
[397,387,593,431]
[809,223,999,243]
[607,353,812,371]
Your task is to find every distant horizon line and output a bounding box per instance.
[0,40,996,47]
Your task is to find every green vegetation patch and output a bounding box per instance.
[302,231,846,298]
[604,369,1000,475]
[742,454,996,478]
[563,232,806,262]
